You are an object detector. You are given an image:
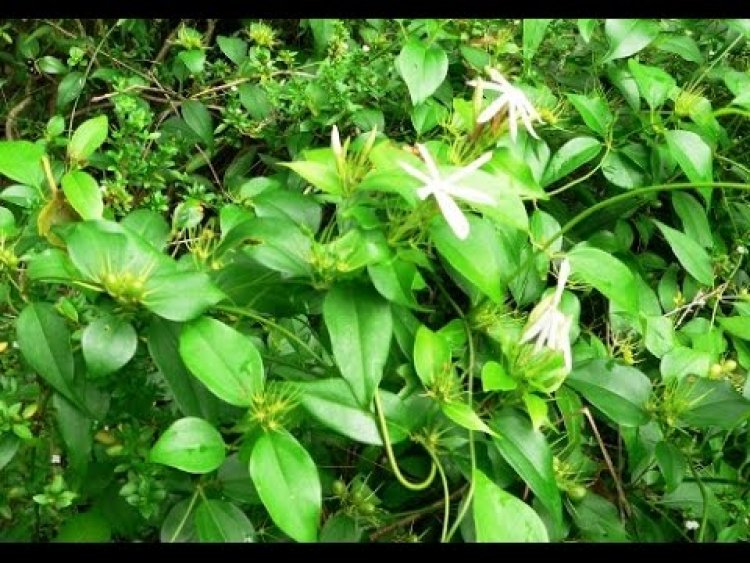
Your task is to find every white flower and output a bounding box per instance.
[331,125,343,159]
[684,520,700,531]
[399,144,494,240]
[520,258,573,372]
[467,68,544,141]
[51,454,62,465]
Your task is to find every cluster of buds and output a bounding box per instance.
[331,125,379,196]
[100,270,149,306]
[247,383,300,433]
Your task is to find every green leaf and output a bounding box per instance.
[440,401,495,435]
[413,325,450,388]
[653,34,703,64]
[178,49,206,74]
[567,245,638,314]
[150,417,226,474]
[472,469,549,542]
[643,315,676,359]
[602,19,660,63]
[655,441,686,492]
[660,346,710,382]
[368,257,424,310]
[61,170,103,220]
[55,510,112,543]
[431,215,505,303]
[719,316,750,340]
[627,59,676,110]
[194,500,255,543]
[676,378,750,430]
[0,140,46,188]
[53,394,92,475]
[217,35,248,65]
[0,207,17,237]
[249,431,321,543]
[671,192,713,248]
[148,318,221,421]
[578,19,597,43]
[142,270,225,322]
[0,434,20,471]
[323,283,392,407]
[82,317,137,378]
[297,379,413,445]
[161,499,198,542]
[653,220,714,286]
[566,359,652,426]
[16,303,79,408]
[283,158,343,196]
[602,150,645,189]
[482,361,517,391]
[121,209,170,251]
[238,84,271,120]
[490,408,562,526]
[68,115,108,162]
[179,316,264,407]
[57,71,85,109]
[181,100,214,148]
[664,130,713,205]
[395,39,448,106]
[566,93,613,138]
[542,137,601,186]
[522,19,552,62]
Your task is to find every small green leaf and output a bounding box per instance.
[542,137,601,186]
[181,100,214,148]
[602,19,660,63]
[238,84,272,120]
[431,215,505,304]
[440,401,495,435]
[566,93,613,137]
[655,441,686,492]
[323,283,392,407]
[653,34,703,64]
[396,39,448,106]
[719,316,750,340]
[0,141,46,188]
[61,170,103,220]
[57,71,85,109]
[676,378,750,429]
[150,417,226,474]
[522,19,552,62]
[194,500,255,543]
[578,19,597,43]
[413,325,450,388]
[217,35,248,65]
[660,346,710,382]
[567,245,639,314]
[566,359,652,426]
[664,130,713,205]
[627,59,676,110]
[473,469,549,542]
[82,317,137,378]
[671,192,713,249]
[653,220,714,286]
[179,317,264,407]
[491,408,562,526]
[283,158,343,196]
[68,115,108,162]
[249,431,321,543]
[178,49,206,74]
[481,361,517,391]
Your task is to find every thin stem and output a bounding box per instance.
[427,450,451,543]
[688,461,709,543]
[216,304,327,366]
[373,389,437,491]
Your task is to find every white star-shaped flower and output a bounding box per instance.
[399,145,494,240]
[467,69,544,141]
[520,258,573,372]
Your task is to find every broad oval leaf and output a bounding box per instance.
[542,137,601,186]
[602,19,660,63]
[664,130,713,204]
[68,115,108,162]
[249,431,321,543]
[194,500,255,543]
[413,325,450,388]
[0,140,46,188]
[653,220,714,286]
[441,401,495,435]
[566,359,653,426]
[566,94,613,138]
[490,408,562,526]
[473,469,549,542]
[150,417,226,474]
[396,39,448,106]
[82,317,137,378]
[323,283,392,407]
[179,316,264,407]
[567,245,639,314]
[61,170,103,221]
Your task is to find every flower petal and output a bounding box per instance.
[477,95,508,124]
[416,144,441,180]
[449,186,495,206]
[399,161,433,184]
[434,190,470,240]
[446,151,494,184]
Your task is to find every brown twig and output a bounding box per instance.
[5,94,32,140]
[204,19,218,46]
[152,21,182,69]
[368,484,468,542]
[581,407,632,519]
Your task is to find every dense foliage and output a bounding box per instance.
[1,18,750,543]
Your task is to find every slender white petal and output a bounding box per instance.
[415,185,435,200]
[552,259,571,307]
[507,102,518,141]
[477,95,507,124]
[331,125,342,157]
[519,106,541,139]
[416,144,441,180]
[446,151,493,184]
[434,189,470,240]
[399,161,433,185]
[444,185,495,206]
